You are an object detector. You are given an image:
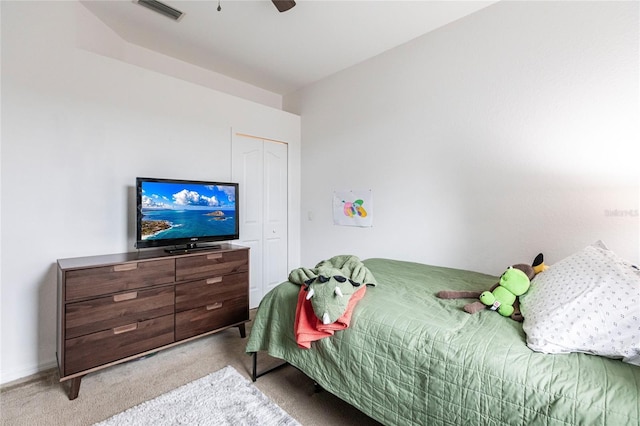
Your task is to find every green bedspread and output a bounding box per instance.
[246,258,640,426]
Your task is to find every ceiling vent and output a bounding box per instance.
[134,0,184,21]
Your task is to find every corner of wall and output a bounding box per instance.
[74,1,283,110]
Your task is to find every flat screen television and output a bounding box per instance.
[135,177,239,253]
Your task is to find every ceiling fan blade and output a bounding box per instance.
[272,0,296,13]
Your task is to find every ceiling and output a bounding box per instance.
[81,0,498,96]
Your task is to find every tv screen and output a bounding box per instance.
[135,177,239,251]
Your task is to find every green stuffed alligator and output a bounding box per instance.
[288,255,377,325]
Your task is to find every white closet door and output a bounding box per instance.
[263,142,288,296]
[232,134,288,308]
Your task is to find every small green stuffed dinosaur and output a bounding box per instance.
[437,253,546,321]
[479,266,531,317]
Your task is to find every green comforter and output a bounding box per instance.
[246,258,640,426]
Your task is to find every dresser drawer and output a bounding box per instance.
[175,250,248,282]
[64,314,174,376]
[64,259,175,301]
[175,272,248,312]
[65,286,175,339]
[175,296,248,341]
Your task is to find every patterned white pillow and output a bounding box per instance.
[520,241,640,365]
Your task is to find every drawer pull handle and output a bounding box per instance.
[206,302,223,311]
[113,323,138,334]
[206,253,223,260]
[206,277,223,285]
[113,263,138,272]
[113,292,138,302]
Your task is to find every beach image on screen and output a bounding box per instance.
[140,181,237,240]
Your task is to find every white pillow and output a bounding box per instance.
[520,241,640,365]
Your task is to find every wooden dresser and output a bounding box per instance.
[56,244,249,400]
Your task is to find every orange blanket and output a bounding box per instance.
[294,285,367,349]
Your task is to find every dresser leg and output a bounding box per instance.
[68,376,83,400]
[238,323,246,338]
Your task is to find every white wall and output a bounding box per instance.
[285,1,639,273]
[75,2,283,110]
[0,1,300,384]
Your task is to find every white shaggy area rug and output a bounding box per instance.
[93,365,300,426]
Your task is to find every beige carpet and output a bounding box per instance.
[0,310,383,426]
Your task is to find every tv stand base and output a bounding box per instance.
[165,244,222,255]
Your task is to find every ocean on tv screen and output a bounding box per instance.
[141,208,236,240]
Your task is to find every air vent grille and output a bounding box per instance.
[135,0,184,21]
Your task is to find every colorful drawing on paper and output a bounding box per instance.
[333,190,373,227]
[343,199,367,218]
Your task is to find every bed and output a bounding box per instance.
[246,252,640,426]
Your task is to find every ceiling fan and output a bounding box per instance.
[272,0,296,13]
[135,0,296,20]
